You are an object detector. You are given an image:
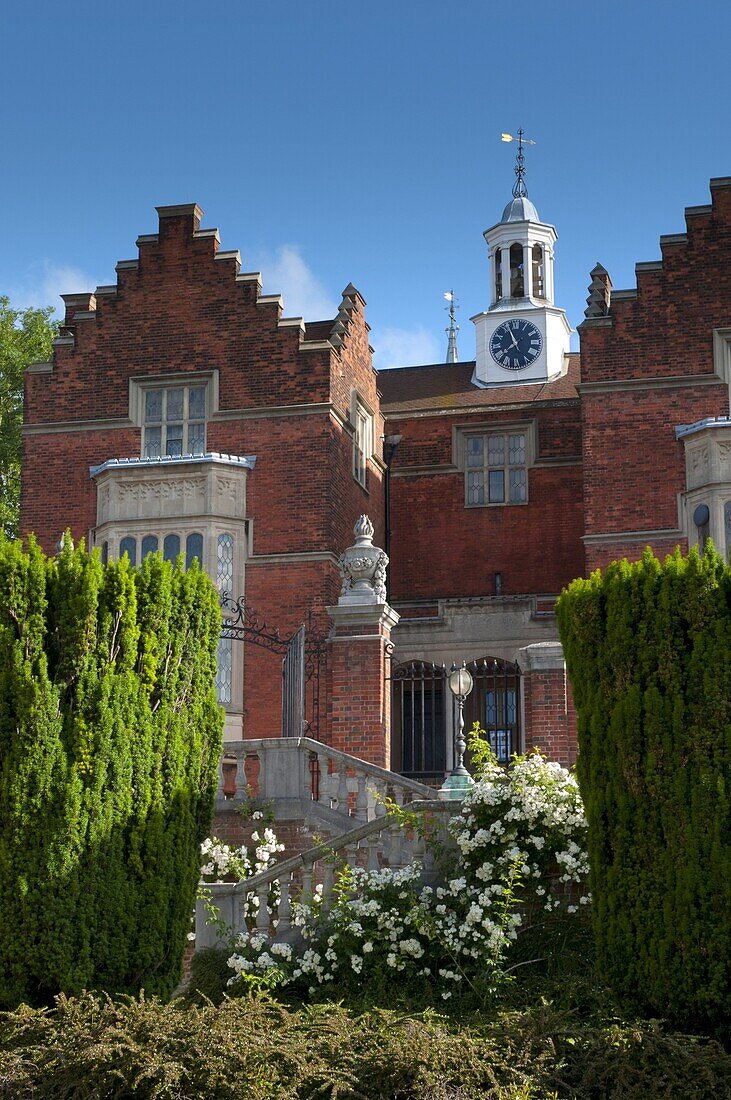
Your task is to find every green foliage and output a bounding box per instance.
[556,545,731,1028]
[0,536,223,1007]
[186,947,233,1005]
[0,297,57,538]
[1,989,730,1099]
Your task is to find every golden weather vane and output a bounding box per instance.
[501,129,537,197]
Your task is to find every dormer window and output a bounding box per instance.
[532,244,545,298]
[509,243,524,297]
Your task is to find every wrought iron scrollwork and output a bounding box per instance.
[219,593,328,740]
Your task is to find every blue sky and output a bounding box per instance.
[2,0,730,367]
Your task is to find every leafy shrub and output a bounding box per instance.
[1,991,730,1099]
[0,537,223,1007]
[186,948,232,1005]
[226,739,589,1005]
[557,546,731,1028]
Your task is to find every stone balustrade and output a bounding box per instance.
[216,736,434,825]
[196,799,460,951]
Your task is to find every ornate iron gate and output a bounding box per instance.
[282,624,305,738]
[220,595,327,740]
[389,656,521,779]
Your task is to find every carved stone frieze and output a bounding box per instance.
[93,456,250,525]
[686,443,709,489]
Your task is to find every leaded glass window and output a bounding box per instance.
[141,534,158,559]
[120,536,136,565]
[465,431,528,505]
[143,384,206,458]
[186,532,203,569]
[353,403,371,487]
[163,533,180,563]
[484,688,517,764]
[216,637,233,705]
[217,533,234,592]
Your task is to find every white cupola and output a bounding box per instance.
[472,135,571,387]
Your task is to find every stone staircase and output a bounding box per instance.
[196,738,460,950]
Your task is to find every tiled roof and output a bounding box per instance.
[378,354,581,415]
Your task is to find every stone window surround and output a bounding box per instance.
[129,369,220,456]
[350,390,374,489]
[676,416,731,558]
[452,420,536,508]
[713,328,731,390]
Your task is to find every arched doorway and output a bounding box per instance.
[390,656,521,779]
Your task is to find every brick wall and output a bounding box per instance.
[20,203,386,745]
[387,404,584,600]
[579,179,731,573]
[522,667,577,769]
[328,606,397,768]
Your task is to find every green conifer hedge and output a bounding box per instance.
[0,537,223,1007]
[556,547,731,1028]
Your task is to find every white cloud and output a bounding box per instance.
[5,261,106,316]
[372,326,442,370]
[253,245,338,321]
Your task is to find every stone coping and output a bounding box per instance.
[90,452,257,478]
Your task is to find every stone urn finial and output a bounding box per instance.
[338,515,388,605]
[353,514,375,545]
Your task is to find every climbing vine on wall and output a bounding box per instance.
[0,536,223,1007]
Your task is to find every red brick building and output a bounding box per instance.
[20,177,731,775]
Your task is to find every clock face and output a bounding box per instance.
[489,319,543,371]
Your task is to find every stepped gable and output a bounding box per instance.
[24,202,350,426]
[378,354,581,416]
[578,177,731,384]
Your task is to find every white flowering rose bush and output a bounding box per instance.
[453,733,590,917]
[195,827,285,939]
[228,860,521,1001]
[225,734,590,1002]
[200,825,284,883]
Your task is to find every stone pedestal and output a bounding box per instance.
[517,641,577,768]
[327,602,399,768]
[327,515,399,768]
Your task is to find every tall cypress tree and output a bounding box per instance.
[0,537,222,1007]
[557,546,731,1028]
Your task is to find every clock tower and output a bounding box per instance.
[472,137,571,387]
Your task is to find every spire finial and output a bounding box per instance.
[443,291,459,363]
[501,129,537,198]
